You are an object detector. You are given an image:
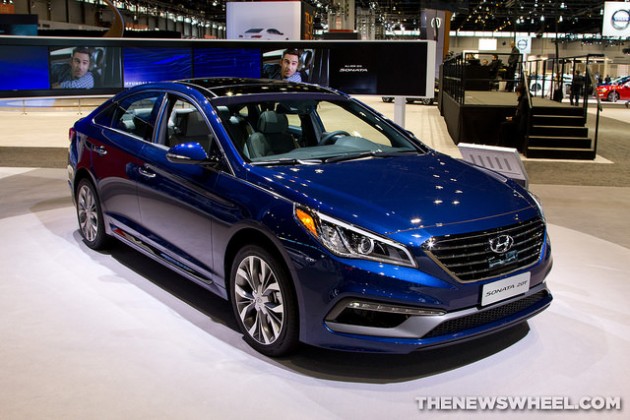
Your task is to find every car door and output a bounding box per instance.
[88,91,165,234]
[136,94,225,284]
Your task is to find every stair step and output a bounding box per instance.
[527,135,593,149]
[531,114,586,126]
[530,125,588,137]
[525,147,596,160]
[524,104,594,160]
[531,106,585,117]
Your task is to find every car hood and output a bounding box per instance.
[248,152,537,238]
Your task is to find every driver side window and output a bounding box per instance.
[317,102,393,146]
[166,98,213,152]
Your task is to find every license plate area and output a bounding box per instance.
[481,272,531,306]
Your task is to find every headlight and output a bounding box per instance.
[295,206,416,267]
[527,190,546,222]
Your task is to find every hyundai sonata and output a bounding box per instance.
[68,78,552,356]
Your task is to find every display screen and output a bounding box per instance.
[49,46,123,90]
[327,44,428,95]
[193,47,261,78]
[0,45,50,91]
[0,14,38,36]
[123,46,192,87]
[0,38,434,98]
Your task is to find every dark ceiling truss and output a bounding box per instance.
[449,0,609,34]
[126,0,611,35]
[359,0,608,34]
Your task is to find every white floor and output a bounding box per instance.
[1,98,630,419]
[1,171,629,419]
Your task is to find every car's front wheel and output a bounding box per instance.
[76,178,109,250]
[229,245,299,356]
[609,91,619,102]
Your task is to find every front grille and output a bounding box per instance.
[423,217,545,282]
[423,290,549,338]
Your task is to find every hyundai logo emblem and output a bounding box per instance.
[489,234,514,254]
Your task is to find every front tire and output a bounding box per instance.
[76,178,109,250]
[229,245,299,356]
[609,91,619,102]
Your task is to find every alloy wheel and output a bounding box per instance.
[234,254,286,346]
[76,179,108,250]
[78,183,99,242]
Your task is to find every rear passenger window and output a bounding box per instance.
[102,92,164,142]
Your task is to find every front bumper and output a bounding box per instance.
[287,238,553,354]
[323,283,551,353]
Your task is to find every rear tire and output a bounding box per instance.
[76,178,109,250]
[229,245,299,356]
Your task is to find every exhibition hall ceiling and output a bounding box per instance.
[159,0,608,34]
[363,0,608,33]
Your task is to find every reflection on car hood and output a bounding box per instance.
[249,152,537,237]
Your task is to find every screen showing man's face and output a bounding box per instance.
[281,53,299,79]
[71,52,90,79]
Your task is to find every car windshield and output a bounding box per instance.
[213,98,426,165]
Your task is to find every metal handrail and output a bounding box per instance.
[442,51,524,104]
[522,53,603,155]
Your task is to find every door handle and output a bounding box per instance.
[138,167,156,178]
[94,146,108,157]
[86,141,108,156]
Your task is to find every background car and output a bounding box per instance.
[528,73,572,98]
[238,27,288,40]
[597,75,630,102]
[68,78,552,357]
[381,96,434,105]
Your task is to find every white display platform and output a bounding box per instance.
[458,142,529,188]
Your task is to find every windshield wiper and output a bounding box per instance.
[250,158,323,166]
[324,149,419,163]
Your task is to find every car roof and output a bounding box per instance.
[178,77,344,99]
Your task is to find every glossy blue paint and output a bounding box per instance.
[68,78,552,355]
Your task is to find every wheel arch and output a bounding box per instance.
[223,225,301,302]
[224,225,304,353]
[72,167,97,198]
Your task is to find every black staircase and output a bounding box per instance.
[525,105,595,160]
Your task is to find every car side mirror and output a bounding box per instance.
[166,141,220,168]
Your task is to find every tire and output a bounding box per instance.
[531,83,542,94]
[229,245,299,356]
[76,178,109,250]
[608,91,619,102]
[421,98,434,105]
[381,97,393,103]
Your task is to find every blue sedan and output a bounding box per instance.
[68,78,552,356]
